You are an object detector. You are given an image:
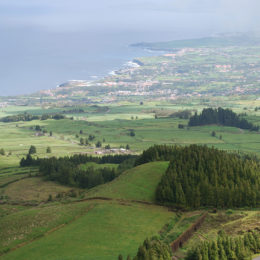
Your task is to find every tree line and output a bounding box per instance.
[20,153,137,188]
[186,231,260,260]
[118,238,172,260]
[155,145,260,208]
[188,107,259,131]
[0,113,66,123]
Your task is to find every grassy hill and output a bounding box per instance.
[85,161,169,202]
[0,161,175,260]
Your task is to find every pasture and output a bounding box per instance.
[86,161,169,202]
[0,101,260,259]
[0,201,174,260]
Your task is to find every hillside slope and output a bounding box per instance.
[0,201,173,260]
[85,161,169,202]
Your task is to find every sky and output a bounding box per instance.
[0,0,260,96]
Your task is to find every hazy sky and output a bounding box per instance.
[1,0,260,32]
[0,0,260,96]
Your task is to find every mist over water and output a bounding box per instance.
[0,0,260,96]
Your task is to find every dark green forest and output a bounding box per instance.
[186,231,260,260]
[118,238,172,260]
[188,107,259,131]
[0,113,66,122]
[20,154,136,189]
[155,145,260,208]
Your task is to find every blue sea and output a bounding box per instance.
[0,0,253,96]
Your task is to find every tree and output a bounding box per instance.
[48,194,53,201]
[46,147,51,153]
[88,134,95,141]
[80,130,83,134]
[80,138,84,145]
[126,144,130,150]
[178,124,184,129]
[35,125,41,131]
[50,131,53,136]
[29,145,36,154]
[0,148,5,156]
[118,254,123,260]
[96,141,102,148]
[211,131,216,137]
[129,130,135,137]
[105,144,111,149]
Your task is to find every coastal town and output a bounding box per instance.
[2,45,260,106]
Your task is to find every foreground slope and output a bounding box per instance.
[85,161,169,202]
[0,201,173,260]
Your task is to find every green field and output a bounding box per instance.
[86,162,169,202]
[0,201,174,260]
[0,99,260,260]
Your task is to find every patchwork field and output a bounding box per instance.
[0,100,260,260]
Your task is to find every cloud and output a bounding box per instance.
[0,0,260,33]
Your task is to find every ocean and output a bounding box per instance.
[0,0,233,96]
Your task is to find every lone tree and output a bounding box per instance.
[0,148,5,155]
[126,144,130,150]
[88,134,95,141]
[46,147,51,153]
[50,131,53,136]
[129,130,135,137]
[35,125,41,131]
[96,141,102,148]
[211,131,216,137]
[80,138,84,145]
[80,130,83,134]
[29,145,36,154]
[105,144,111,149]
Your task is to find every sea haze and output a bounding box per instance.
[0,0,259,96]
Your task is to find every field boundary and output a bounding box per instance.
[0,204,96,257]
[171,211,208,252]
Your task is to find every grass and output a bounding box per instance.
[85,162,169,202]
[2,177,74,202]
[0,101,260,259]
[159,211,203,244]
[175,210,260,259]
[0,201,174,260]
[0,201,95,255]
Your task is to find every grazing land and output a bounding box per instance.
[0,34,260,259]
[86,161,169,202]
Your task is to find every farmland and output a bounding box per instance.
[1,35,260,259]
